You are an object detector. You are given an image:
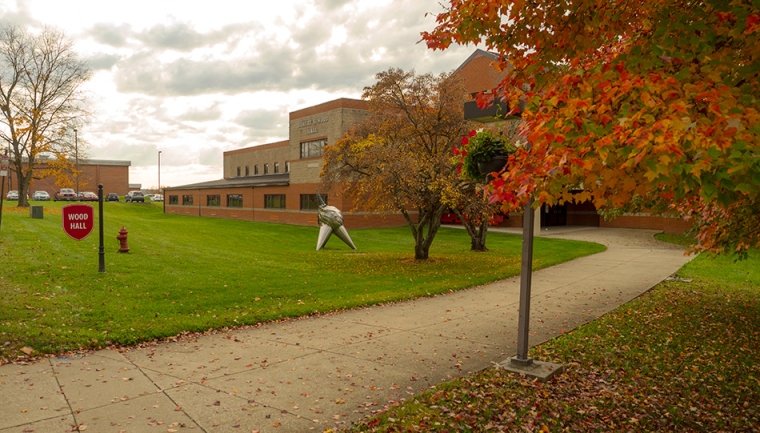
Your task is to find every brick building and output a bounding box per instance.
[6,158,131,197]
[165,50,689,234]
[164,98,406,227]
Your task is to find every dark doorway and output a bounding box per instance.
[541,203,567,227]
[541,200,600,227]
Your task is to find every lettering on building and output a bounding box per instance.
[299,117,328,135]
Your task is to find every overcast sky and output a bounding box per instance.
[1,0,478,188]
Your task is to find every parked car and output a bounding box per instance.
[106,192,119,202]
[54,188,77,201]
[32,190,50,201]
[6,190,19,200]
[152,194,164,202]
[125,191,144,202]
[80,191,98,201]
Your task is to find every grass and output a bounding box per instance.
[348,244,760,432]
[0,201,603,362]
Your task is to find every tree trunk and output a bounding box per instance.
[457,210,489,252]
[15,164,30,208]
[470,220,489,251]
[404,206,444,261]
[414,242,430,260]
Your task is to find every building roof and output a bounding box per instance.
[289,98,368,120]
[166,173,290,190]
[453,49,499,75]
[224,140,289,156]
[80,159,132,167]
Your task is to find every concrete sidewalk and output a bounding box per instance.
[0,228,692,433]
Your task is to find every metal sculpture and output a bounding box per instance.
[316,204,356,250]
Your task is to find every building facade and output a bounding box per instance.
[6,158,131,197]
[165,51,689,234]
[165,98,406,228]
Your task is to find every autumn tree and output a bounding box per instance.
[322,68,471,260]
[443,177,503,251]
[0,25,90,207]
[450,125,523,251]
[423,0,759,255]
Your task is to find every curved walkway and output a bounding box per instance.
[0,228,692,433]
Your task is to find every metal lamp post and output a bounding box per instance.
[74,128,79,196]
[463,99,564,381]
[158,150,162,192]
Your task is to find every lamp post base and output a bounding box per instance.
[498,357,564,382]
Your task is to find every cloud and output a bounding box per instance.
[234,109,288,144]
[178,104,222,122]
[18,0,479,188]
[108,1,452,97]
[88,23,131,47]
[0,0,36,28]
[85,53,121,70]
[137,22,222,50]
[235,109,285,129]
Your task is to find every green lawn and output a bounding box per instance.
[0,201,603,362]
[349,247,760,432]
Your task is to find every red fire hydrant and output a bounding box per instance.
[117,226,130,253]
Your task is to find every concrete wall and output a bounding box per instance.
[223,141,290,179]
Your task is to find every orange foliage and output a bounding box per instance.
[424,0,759,255]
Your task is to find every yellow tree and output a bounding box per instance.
[322,68,471,259]
[0,25,90,207]
[423,0,759,255]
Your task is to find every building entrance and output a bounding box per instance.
[541,201,600,227]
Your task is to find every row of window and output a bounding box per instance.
[233,138,327,178]
[236,161,290,177]
[168,194,327,210]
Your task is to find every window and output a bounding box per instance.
[264,194,286,209]
[182,195,194,205]
[285,161,290,173]
[254,165,259,175]
[245,166,249,176]
[227,194,243,208]
[274,162,280,174]
[300,138,327,158]
[207,194,220,207]
[236,167,241,177]
[300,194,326,210]
[169,195,178,204]
[264,163,269,174]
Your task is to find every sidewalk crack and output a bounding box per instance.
[48,357,80,430]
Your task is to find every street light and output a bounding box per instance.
[463,99,563,381]
[158,150,162,192]
[74,128,79,196]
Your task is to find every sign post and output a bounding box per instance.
[0,154,7,231]
[98,184,105,273]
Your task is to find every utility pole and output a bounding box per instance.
[74,128,79,195]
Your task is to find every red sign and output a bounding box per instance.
[62,204,94,240]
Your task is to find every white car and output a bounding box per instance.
[6,190,19,200]
[32,190,50,200]
[151,194,164,202]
